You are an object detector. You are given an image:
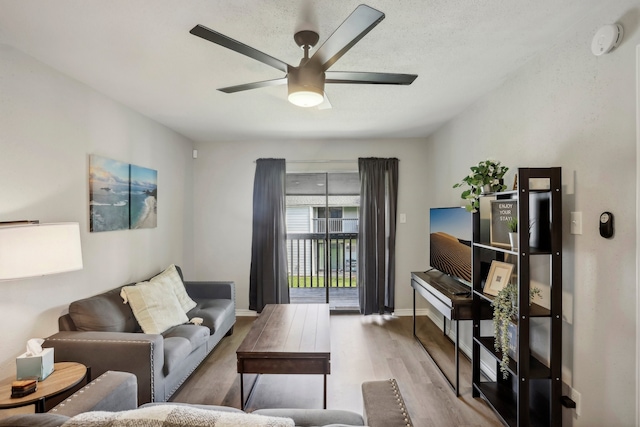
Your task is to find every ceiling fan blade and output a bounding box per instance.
[190,24,290,73]
[308,4,385,72]
[326,71,417,85]
[317,93,332,110]
[219,78,287,93]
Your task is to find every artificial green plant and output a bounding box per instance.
[492,282,541,379]
[453,159,509,212]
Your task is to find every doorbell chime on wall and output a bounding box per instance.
[599,212,614,238]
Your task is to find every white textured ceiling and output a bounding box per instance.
[0,0,609,143]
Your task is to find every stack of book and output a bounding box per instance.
[11,379,37,398]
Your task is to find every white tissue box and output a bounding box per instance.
[16,348,54,381]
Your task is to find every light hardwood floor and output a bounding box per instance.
[172,313,503,427]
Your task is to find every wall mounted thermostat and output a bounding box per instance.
[599,212,614,238]
[591,24,623,56]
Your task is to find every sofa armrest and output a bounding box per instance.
[362,379,413,427]
[184,281,235,302]
[253,408,364,426]
[0,371,137,427]
[44,331,164,405]
[50,371,138,416]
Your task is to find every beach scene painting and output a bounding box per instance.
[90,155,131,232]
[89,155,158,232]
[130,164,157,229]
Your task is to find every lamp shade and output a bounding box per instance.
[0,222,83,280]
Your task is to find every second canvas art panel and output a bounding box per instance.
[89,155,157,232]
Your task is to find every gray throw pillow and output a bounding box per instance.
[69,288,138,332]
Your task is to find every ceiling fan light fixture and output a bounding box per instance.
[288,89,324,108]
[287,66,325,108]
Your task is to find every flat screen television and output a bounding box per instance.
[429,207,472,285]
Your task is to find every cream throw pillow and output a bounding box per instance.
[121,281,188,334]
[151,264,197,313]
[63,404,295,427]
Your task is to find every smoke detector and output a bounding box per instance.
[591,24,623,56]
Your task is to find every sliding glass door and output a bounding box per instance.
[285,172,360,311]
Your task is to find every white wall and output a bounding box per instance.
[0,45,195,379]
[636,43,640,427]
[424,2,639,426]
[192,139,430,314]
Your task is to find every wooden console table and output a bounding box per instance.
[411,270,472,396]
[0,362,88,413]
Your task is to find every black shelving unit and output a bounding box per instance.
[471,168,562,427]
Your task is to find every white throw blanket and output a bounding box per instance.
[62,404,295,427]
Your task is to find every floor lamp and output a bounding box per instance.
[0,222,83,281]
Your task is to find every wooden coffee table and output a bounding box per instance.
[0,362,88,413]
[237,303,330,409]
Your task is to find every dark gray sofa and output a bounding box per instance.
[0,371,413,427]
[42,266,236,405]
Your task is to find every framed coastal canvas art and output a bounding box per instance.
[89,155,158,232]
[89,155,131,232]
[130,164,157,229]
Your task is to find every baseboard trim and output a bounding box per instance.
[236,309,257,317]
[394,308,421,317]
[238,308,424,317]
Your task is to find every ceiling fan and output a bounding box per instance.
[190,4,417,108]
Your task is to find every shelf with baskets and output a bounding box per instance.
[471,167,562,427]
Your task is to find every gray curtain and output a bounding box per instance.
[357,158,398,315]
[249,158,289,312]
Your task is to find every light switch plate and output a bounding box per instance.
[570,387,581,416]
[399,213,406,223]
[570,212,582,235]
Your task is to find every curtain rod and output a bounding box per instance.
[253,159,399,164]
[253,159,358,164]
[287,159,358,164]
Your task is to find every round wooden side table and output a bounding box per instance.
[0,362,87,413]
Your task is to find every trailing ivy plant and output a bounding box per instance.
[453,159,509,212]
[492,282,541,379]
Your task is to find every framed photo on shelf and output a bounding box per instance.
[483,260,515,296]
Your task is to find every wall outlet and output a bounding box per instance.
[570,387,581,416]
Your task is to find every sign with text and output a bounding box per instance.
[490,200,517,248]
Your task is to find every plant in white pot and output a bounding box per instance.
[492,282,541,379]
[453,159,509,212]
[507,217,518,250]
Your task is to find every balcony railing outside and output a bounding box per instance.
[286,232,358,288]
[312,218,358,233]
